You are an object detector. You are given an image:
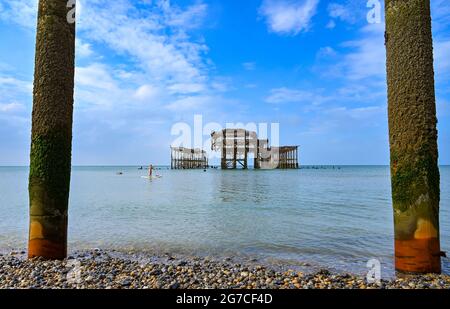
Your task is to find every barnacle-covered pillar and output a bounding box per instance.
[385,0,441,273]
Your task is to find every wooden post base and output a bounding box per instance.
[395,238,441,274]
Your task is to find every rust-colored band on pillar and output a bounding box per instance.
[28,239,67,260]
[395,238,441,274]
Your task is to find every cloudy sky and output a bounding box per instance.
[0,0,449,165]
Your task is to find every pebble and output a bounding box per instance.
[0,249,448,289]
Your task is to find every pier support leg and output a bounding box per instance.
[28,0,76,260]
[385,0,441,273]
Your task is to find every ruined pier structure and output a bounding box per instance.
[171,147,208,170]
[211,129,299,170]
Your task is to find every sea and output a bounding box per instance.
[1,166,449,277]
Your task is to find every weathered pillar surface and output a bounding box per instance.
[28,0,75,260]
[385,0,441,273]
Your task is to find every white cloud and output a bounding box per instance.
[167,83,205,94]
[340,24,386,80]
[434,40,450,80]
[242,62,256,71]
[166,95,213,111]
[328,3,354,23]
[69,0,237,119]
[0,73,32,119]
[74,63,138,109]
[78,0,209,88]
[316,4,450,88]
[0,102,24,113]
[158,0,208,29]
[324,20,449,83]
[326,20,336,29]
[211,81,229,92]
[316,46,337,58]
[0,0,232,119]
[298,103,386,138]
[0,76,32,93]
[76,38,94,58]
[325,105,385,120]
[265,87,330,105]
[134,84,161,101]
[0,0,37,29]
[75,64,117,91]
[259,0,319,35]
[318,23,386,81]
[326,1,369,26]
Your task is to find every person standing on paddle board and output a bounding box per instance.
[148,164,153,178]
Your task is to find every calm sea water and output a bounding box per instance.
[1,166,449,276]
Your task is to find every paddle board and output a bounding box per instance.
[141,175,162,180]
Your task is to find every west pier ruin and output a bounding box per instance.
[211,129,299,170]
[171,147,208,170]
[170,129,299,170]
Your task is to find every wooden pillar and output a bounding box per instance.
[244,131,248,169]
[292,148,295,168]
[294,147,296,168]
[288,148,290,168]
[292,149,295,168]
[287,149,290,168]
[28,0,76,260]
[284,150,287,169]
[289,149,292,168]
[385,0,441,274]
[288,150,290,168]
[222,130,227,169]
[254,139,259,169]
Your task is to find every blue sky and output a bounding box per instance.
[0,0,449,165]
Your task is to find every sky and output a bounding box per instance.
[0,0,449,166]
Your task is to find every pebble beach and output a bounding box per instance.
[1,249,449,289]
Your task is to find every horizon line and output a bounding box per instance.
[2,164,450,167]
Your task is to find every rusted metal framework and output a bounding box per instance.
[171,147,208,169]
[271,146,299,169]
[211,129,299,170]
[211,129,256,169]
[254,139,269,169]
